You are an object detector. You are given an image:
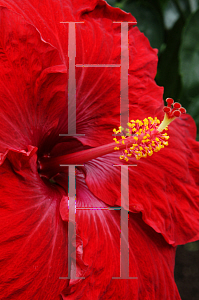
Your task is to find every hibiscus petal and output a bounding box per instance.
[0,150,69,299]
[60,178,181,299]
[0,0,163,147]
[0,0,134,60]
[0,0,135,144]
[0,6,67,153]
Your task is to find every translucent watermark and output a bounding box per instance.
[59,21,137,280]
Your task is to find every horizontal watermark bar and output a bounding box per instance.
[76,64,121,67]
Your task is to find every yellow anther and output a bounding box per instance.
[114,147,120,150]
[155,138,159,142]
[134,136,138,141]
[154,146,160,152]
[124,150,128,153]
[122,140,125,145]
[113,137,120,144]
[121,136,126,139]
[124,157,129,162]
[148,150,153,156]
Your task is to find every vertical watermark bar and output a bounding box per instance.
[113,164,138,279]
[120,22,129,131]
[120,165,129,278]
[61,21,136,136]
[59,164,85,280]
[113,21,136,133]
[68,23,76,135]
[59,22,84,137]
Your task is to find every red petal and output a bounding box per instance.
[0,150,69,298]
[0,1,162,148]
[60,182,181,299]
[0,1,134,59]
[0,7,67,153]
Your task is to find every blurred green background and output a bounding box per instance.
[107,0,199,299]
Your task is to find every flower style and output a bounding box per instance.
[0,1,199,299]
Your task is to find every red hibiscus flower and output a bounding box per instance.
[0,1,199,299]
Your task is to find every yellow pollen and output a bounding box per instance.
[112,109,182,161]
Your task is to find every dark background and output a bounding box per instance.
[107,0,199,299]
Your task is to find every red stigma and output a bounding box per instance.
[164,98,186,119]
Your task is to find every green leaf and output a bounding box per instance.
[180,9,199,133]
[163,0,191,29]
[163,0,180,29]
[123,1,164,49]
[188,0,199,12]
[184,241,199,251]
[106,0,117,6]
[180,9,199,99]
[156,17,185,101]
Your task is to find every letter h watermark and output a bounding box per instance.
[59,21,137,280]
